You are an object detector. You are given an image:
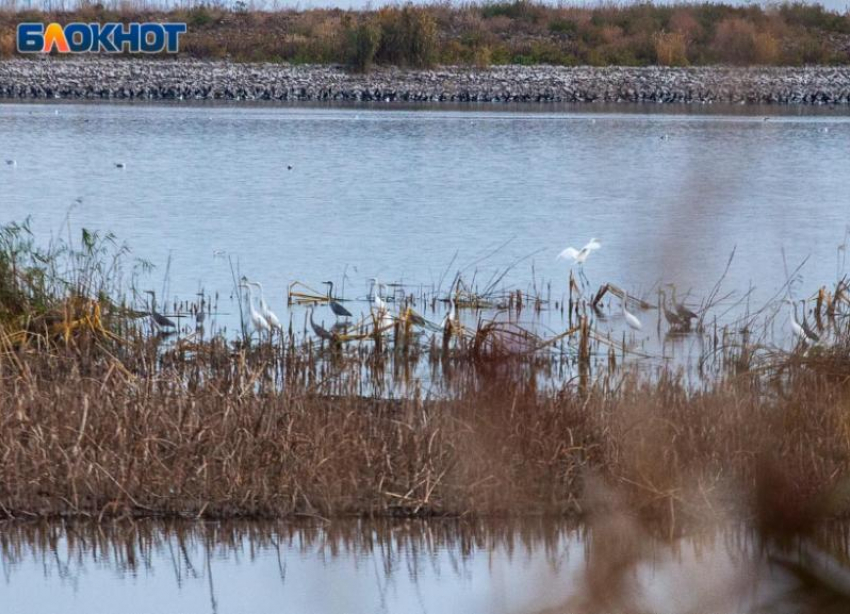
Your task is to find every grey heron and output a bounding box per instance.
[322,281,353,318]
[144,290,176,331]
[666,284,698,323]
[659,289,685,329]
[194,292,206,327]
[240,282,271,335]
[309,308,335,341]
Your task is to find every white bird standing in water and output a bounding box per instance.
[622,297,642,331]
[786,299,819,344]
[369,278,387,311]
[241,282,270,336]
[247,280,281,330]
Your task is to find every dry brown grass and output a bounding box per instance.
[2,334,850,529]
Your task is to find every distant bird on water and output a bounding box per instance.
[115,162,126,169]
[5,159,16,167]
[144,290,176,331]
[322,281,352,318]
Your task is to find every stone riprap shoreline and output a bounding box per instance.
[2,59,850,104]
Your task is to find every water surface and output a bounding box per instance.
[2,519,849,614]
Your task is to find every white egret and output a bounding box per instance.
[368,281,393,330]
[247,280,281,330]
[557,238,601,265]
[369,278,387,311]
[241,282,270,336]
[786,299,819,343]
[144,290,176,331]
[622,297,642,331]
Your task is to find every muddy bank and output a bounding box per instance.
[2,59,850,104]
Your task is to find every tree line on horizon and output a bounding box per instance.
[0,1,848,70]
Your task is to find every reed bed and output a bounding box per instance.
[2,220,850,532]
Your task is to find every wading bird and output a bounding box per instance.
[368,280,393,330]
[241,282,270,336]
[309,307,334,341]
[557,238,601,266]
[558,238,601,286]
[144,290,176,332]
[322,281,352,318]
[246,280,281,330]
[659,289,685,330]
[622,297,642,331]
[786,299,819,344]
[369,278,387,311]
[194,293,206,328]
[666,284,698,324]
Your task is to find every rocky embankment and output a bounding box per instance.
[2,59,850,104]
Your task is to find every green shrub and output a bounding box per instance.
[345,18,382,72]
[376,5,438,68]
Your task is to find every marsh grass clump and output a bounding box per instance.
[0,219,150,353]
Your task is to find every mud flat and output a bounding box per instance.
[2,59,850,104]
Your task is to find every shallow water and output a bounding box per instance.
[2,519,849,614]
[1,102,849,382]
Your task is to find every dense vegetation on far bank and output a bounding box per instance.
[0,2,848,70]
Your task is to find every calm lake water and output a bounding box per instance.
[2,519,850,614]
[1,102,849,344]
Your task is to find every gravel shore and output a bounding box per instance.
[2,59,850,104]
